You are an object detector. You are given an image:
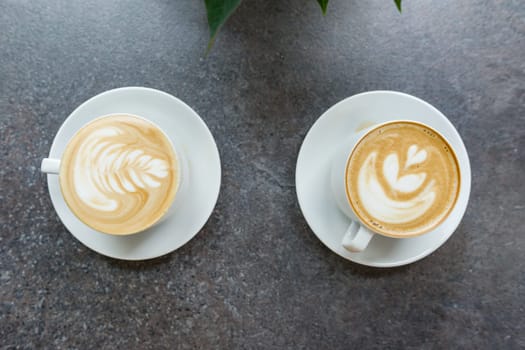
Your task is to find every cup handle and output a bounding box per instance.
[342,222,374,253]
[41,158,61,174]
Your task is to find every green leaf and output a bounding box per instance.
[204,0,242,51]
[394,0,402,13]
[317,0,329,14]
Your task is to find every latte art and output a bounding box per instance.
[60,115,179,235]
[346,122,460,237]
[358,148,436,224]
[74,129,170,211]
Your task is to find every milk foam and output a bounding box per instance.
[60,115,179,235]
[358,148,436,224]
[346,122,460,237]
[72,126,170,211]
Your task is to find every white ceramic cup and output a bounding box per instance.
[41,113,188,235]
[330,120,461,253]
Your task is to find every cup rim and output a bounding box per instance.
[344,119,462,238]
[58,112,181,236]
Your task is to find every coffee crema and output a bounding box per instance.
[60,114,179,235]
[345,121,460,237]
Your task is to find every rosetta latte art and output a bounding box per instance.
[346,122,460,237]
[60,115,179,235]
[74,127,170,211]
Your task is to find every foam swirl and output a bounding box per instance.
[60,115,179,235]
[358,148,436,224]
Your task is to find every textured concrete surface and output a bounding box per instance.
[1,0,524,349]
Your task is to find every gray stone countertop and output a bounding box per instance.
[1,1,524,349]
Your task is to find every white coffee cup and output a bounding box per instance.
[331,120,461,252]
[41,113,188,235]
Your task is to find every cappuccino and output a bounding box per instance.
[345,121,460,237]
[59,114,179,235]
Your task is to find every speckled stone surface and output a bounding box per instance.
[1,0,524,349]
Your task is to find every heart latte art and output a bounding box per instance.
[60,115,179,235]
[346,121,460,237]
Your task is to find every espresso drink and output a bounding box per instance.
[60,114,179,235]
[346,121,460,237]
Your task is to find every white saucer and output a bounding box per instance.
[46,87,221,260]
[296,91,471,267]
